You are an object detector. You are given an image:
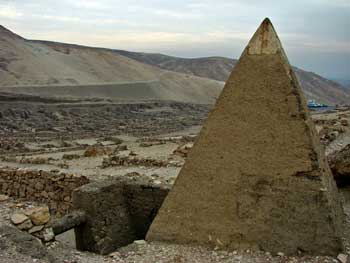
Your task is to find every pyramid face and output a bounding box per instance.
[146,19,344,255]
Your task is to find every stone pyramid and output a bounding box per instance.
[146,18,344,255]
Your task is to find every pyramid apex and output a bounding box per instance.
[247,18,282,55]
[262,17,272,24]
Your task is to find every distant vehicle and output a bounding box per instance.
[307,99,328,108]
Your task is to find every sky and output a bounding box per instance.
[0,0,349,79]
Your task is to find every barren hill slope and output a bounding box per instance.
[113,51,350,105]
[0,25,348,105]
[113,50,236,82]
[0,25,222,103]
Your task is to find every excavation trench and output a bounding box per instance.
[71,177,170,255]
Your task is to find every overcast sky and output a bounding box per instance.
[0,0,349,79]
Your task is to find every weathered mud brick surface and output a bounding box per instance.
[147,19,344,255]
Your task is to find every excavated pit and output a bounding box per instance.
[72,176,170,255]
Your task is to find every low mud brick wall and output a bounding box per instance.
[73,177,170,255]
[0,168,89,215]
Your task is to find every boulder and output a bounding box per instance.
[0,194,9,202]
[17,219,33,230]
[28,225,45,234]
[42,227,55,242]
[25,206,50,225]
[11,213,29,225]
[328,144,350,186]
[84,146,110,157]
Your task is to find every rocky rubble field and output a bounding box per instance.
[0,95,210,140]
[0,99,349,263]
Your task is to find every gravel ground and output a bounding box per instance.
[0,109,349,263]
[107,241,339,263]
[1,191,348,263]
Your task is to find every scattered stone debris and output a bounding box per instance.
[0,156,17,162]
[133,240,147,245]
[11,213,29,225]
[25,206,51,225]
[138,135,197,145]
[19,156,56,165]
[0,101,209,139]
[341,119,349,127]
[103,136,123,145]
[139,141,165,147]
[10,206,55,243]
[102,155,180,168]
[0,194,9,202]
[62,153,81,160]
[129,151,137,156]
[84,145,112,157]
[328,144,350,187]
[114,144,128,152]
[314,118,349,145]
[172,143,193,158]
[0,225,57,262]
[0,138,29,154]
[337,253,349,263]
[113,242,339,263]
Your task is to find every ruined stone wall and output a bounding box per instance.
[0,168,89,215]
[73,177,169,255]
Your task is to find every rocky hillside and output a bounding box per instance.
[293,68,350,106]
[114,51,350,105]
[113,51,236,82]
[0,25,222,104]
[0,25,348,105]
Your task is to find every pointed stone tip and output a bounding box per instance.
[247,17,282,55]
[262,17,272,24]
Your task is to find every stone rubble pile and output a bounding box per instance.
[0,137,29,153]
[62,153,81,160]
[139,141,165,147]
[172,143,193,158]
[10,205,55,243]
[102,154,181,168]
[328,144,350,186]
[84,145,112,157]
[114,144,128,152]
[315,118,349,145]
[19,156,56,164]
[138,135,197,145]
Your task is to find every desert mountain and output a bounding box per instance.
[0,25,221,104]
[113,50,236,82]
[0,25,348,105]
[113,51,350,105]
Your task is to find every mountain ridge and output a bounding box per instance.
[0,25,222,104]
[111,50,350,105]
[0,25,349,105]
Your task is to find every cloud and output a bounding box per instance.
[281,33,350,54]
[0,4,22,19]
[30,14,131,26]
[0,0,349,78]
[69,0,109,10]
